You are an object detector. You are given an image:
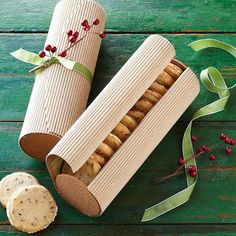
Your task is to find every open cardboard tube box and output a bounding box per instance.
[46,35,200,217]
[19,0,106,161]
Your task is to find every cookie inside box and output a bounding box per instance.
[57,58,187,188]
[46,35,199,217]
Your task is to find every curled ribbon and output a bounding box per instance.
[10,48,93,83]
[142,39,236,222]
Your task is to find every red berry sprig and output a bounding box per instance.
[207,133,234,161]
[225,147,232,154]
[67,30,73,37]
[225,137,231,144]
[38,44,57,58]
[99,32,106,39]
[178,158,185,166]
[155,132,235,183]
[81,20,89,27]
[58,50,67,58]
[38,51,46,58]
[188,165,197,177]
[37,17,105,60]
[197,145,208,153]
[191,135,198,142]
[219,134,234,154]
[209,154,216,160]
[57,18,106,58]
[93,18,100,25]
[51,46,57,53]
[220,133,227,140]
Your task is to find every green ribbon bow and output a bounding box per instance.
[142,39,236,222]
[10,48,93,83]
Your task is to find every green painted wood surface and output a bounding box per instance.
[1,34,236,121]
[0,122,236,226]
[1,224,236,236]
[0,0,236,33]
[1,0,236,235]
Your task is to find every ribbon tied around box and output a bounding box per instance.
[10,49,93,83]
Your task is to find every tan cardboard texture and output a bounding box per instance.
[46,35,200,217]
[19,0,106,161]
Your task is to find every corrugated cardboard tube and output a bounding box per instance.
[46,35,200,217]
[19,0,106,161]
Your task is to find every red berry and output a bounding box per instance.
[225,147,232,154]
[202,145,208,152]
[197,146,203,153]
[220,133,227,140]
[51,46,57,53]
[209,154,216,160]
[189,170,197,177]
[230,139,235,146]
[83,25,91,31]
[69,36,77,43]
[93,18,100,25]
[45,44,52,51]
[72,31,79,38]
[225,137,231,144]
[191,135,198,142]
[81,20,89,27]
[188,165,197,172]
[67,30,73,36]
[38,51,46,58]
[59,50,67,57]
[99,31,106,39]
[178,158,185,166]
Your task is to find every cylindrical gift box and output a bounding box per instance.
[19,0,106,161]
[46,35,200,216]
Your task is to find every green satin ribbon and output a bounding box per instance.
[189,38,236,57]
[10,48,93,83]
[142,39,236,222]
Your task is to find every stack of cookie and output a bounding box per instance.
[61,61,183,185]
[0,172,57,233]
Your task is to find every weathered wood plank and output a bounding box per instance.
[1,224,236,235]
[1,34,236,121]
[0,0,236,33]
[0,122,235,224]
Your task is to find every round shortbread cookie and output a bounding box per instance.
[62,161,94,185]
[112,123,131,142]
[149,82,167,96]
[127,110,146,123]
[103,133,122,151]
[96,142,114,159]
[149,82,167,95]
[164,63,183,80]
[91,153,107,167]
[0,172,39,207]
[142,90,162,104]
[87,158,102,176]
[120,115,138,131]
[134,99,155,114]
[74,162,97,185]
[6,185,57,234]
[156,71,175,88]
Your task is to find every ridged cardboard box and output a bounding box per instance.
[46,35,200,216]
[19,0,106,161]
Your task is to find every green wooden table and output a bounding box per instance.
[0,0,236,235]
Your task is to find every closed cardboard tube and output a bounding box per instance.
[19,0,106,161]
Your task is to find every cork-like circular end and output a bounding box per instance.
[19,133,60,161]
[55,174,101,217]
